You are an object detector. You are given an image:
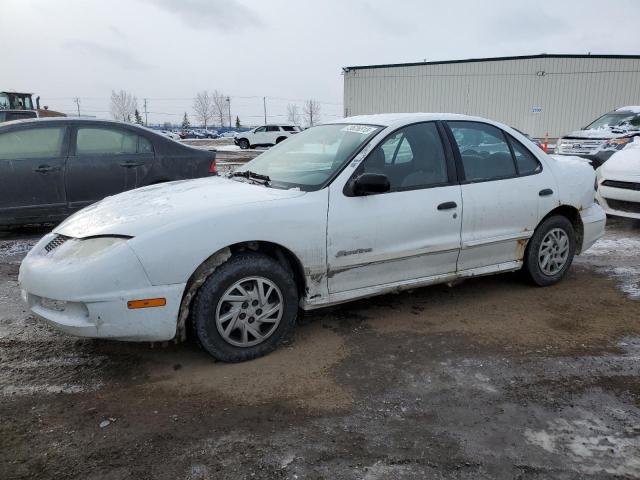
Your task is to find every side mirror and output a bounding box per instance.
[350,172,390,196]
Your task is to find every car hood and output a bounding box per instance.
[600,140,640,179]
[563,127,639,140]
[55,176,306,238]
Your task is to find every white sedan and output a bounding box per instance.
[19,114,605,362]
[596,137,640,219]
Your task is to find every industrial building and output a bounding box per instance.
[342,54,640,139]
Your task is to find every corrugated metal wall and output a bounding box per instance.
[343,57,640,138]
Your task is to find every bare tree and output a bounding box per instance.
[286,103,301,125]
[303,99,321,127]
[110,90,137,122]
[193,91,214,129]
[212,90,228,127]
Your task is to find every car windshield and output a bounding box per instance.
[586,112,640,130]
[232,123,382,191]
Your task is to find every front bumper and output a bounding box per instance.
[19,234,185,341]
[596,184,640,220]
[579,204,606,253]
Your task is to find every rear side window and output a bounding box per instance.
[0,127,65,159]
[76,127,147,155]
[281,126,298,132]
[138,136,153,154]
[509,136,541,175]
[266,126,280,132]
[448,121,516,181]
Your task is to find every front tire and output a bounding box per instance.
[524,215,576,286]
[238,138,250,149]
[191,253,298,362]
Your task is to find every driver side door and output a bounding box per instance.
[327,122,462,293]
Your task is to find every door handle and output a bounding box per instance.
[539,188,554,197]
[437,201,458,210]
[119,161,144,168]
[33,165,56,173]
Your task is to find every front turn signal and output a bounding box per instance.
[127,298,167,309]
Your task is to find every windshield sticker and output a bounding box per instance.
[342,125,377,135]
[349,142,373,168]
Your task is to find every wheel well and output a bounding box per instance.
[276,136,287,143]
[176,241,306,341]
[539,205,584,253]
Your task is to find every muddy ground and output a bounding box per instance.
[1,218,639,479]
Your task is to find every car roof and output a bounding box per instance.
[325,112,502,129]
[0,117,162,134]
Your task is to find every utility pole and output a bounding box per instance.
[263,96,267,125]
[143,98,148,126]
[73,97,81,116]
[226,96,231,128]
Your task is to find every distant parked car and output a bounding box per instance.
[221,131,238,138]
[556,106,640,168]
[0,109,38,123]
[19,113,604,362]
[596,137,640,219]
[234,124,300,149]
[160,130,181,141]
[0,118,217,226]
[201,129,219,139]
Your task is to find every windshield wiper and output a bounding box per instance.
[229,170,271,185]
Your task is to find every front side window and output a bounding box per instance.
[360,122,448,190]
[76,127,139,155]
[448,121,516,181]
[0,127,65,160]
[254,126,266,133]
[234,123,382,191]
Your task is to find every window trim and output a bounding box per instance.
[504,132,542,176]
[342,120,458,196]
[443,120,543,185]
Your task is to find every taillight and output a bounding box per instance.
[209,160,217,174]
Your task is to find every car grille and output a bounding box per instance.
[44,234,70,253]
[602,180,640,191]
[557,139,605,155]
[605,198,640,214]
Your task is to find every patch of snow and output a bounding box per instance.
[0,239,37,259]
[583,238,640,257]
[617,105,640,114]
[215,145,242,151]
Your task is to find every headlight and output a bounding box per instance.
[49,236,129,260]
[603,137,632,150]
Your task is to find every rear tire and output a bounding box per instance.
[191,253,298,362]
[524,215,576,286]
[238,138,250,150]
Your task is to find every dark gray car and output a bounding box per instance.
[0,118,217,226]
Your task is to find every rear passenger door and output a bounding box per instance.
[265,125,281,144]
[66,125,154,211]
[0,125,69,223]
[445,121,557,271]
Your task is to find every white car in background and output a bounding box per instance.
[234,124,300,149]
[596,137,640,219]
[19,113,605,362]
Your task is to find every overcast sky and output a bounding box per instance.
[3,0,640,126]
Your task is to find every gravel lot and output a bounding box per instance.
[1,218,639,479]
